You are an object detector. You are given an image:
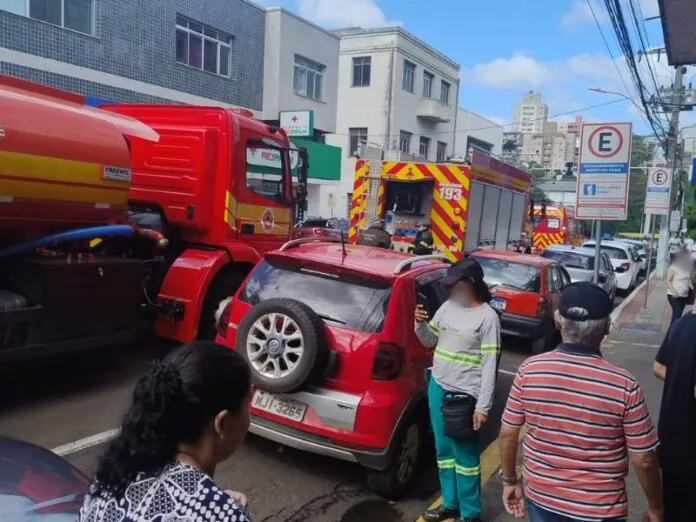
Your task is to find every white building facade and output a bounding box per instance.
[513,91,548,134]
[454,108,503,157]
[327,27,460,219]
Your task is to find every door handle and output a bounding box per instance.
[241,224,254,235]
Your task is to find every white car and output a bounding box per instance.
[614,238,649,273]
[582,240,640,294]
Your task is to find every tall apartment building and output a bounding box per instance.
[327,26,460,218]
[521,122,575,172]
[0,0,265,110]
[513,91,548,134]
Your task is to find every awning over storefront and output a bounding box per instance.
[658,0,696,65]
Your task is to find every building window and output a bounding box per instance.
[419,136,431,159]
[352,56,371,87]
[402,60,415,93]
[440,81,450,105]
[436,141,447,162]
[349,128,368,157]
[399,131,412,154]
[294,55,325,101]
[423,71,434,99]
[176,15,232,77]
[8,0,95,34]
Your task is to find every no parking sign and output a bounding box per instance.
[575,122,632,220]
[644,167,672,216]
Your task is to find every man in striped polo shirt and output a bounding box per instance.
[498,282,663,522]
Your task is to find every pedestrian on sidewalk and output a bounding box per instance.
[653,308,696,522]
[666,250,692,325]
[498,282,663,522]
[414,259,501,522]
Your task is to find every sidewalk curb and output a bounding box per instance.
[610,271,655,323]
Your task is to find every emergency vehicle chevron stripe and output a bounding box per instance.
[348,160,369,242]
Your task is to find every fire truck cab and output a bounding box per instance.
[531,204,582,253]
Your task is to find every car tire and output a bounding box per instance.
[366,412,425,500]
[236,298,327,394]
[531,329,560,355]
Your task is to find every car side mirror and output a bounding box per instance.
[598,274,607,284]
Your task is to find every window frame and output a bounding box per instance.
[293,54,325,101]
[440,80,451,105]
[436,141,447,163]
[402,60,416,93]
[399,131,413,154]
[348,127,368,157]
[419,136,431,159]
[352,56,371,87]
[176,15,233,78]
[14,0,95,35]
[423,71,434,99]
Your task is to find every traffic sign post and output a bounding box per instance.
[575,123,633,283]
[644,167,672,216]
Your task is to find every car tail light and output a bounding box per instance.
[372,342,404,380]
[215,299,233,338]
[536,296,548,317]
[312,228,325,236]
[616,262,631,273]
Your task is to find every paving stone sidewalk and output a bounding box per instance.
[479,276,671,522]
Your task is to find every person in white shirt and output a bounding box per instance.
[667,250,693,326]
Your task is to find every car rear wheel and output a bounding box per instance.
[236,298,327,394]
[366,414,424,500]
[531,329,560,355]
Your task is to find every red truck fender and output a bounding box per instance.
[155,245,262,343]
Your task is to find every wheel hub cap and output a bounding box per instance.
[266,337,283,357]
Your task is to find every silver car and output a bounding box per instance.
[540,245,617,301]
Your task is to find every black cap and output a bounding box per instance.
[558,282,613,321]
[440,258,485,287]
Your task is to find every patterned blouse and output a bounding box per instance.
[79,461,251,522]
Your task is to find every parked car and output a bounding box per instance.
[613,237,649,274]
[582,240,640,294]
[292,217,348,239]
[215,238,451,499]
[540,245,616,302]
[0,435,89,521]
[470,250,570,354]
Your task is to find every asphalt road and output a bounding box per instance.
[0,287,633,522]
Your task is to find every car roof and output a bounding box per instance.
[582,240,631,250]
[270,242,446,279]
[471,249,556,267]
[543,245,595,256]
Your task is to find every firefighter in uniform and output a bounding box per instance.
[408,223,434,255]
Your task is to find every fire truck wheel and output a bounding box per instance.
[236,298,327,394]
[199,270,245,341]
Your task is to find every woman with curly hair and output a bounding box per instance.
[79,341,252,522]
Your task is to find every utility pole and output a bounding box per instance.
[656,66,685,278]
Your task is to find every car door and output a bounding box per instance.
[602,253,616,293]
[545,265,563,318]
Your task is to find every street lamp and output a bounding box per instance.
[588,87,645,112]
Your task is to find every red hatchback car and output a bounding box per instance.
[215,238,451,498]
[470,250,571,354]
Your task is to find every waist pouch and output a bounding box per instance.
[441,392,476,439]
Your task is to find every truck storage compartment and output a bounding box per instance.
[0,257,143,345]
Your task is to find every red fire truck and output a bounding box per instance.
[0,76,307,362]
[531,204,583,252]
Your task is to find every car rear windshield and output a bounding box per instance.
[541,250,594,270]
[473,256,541,293]
[583,245,628,260]
[239,260,390,332]
[300,219,329,228]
